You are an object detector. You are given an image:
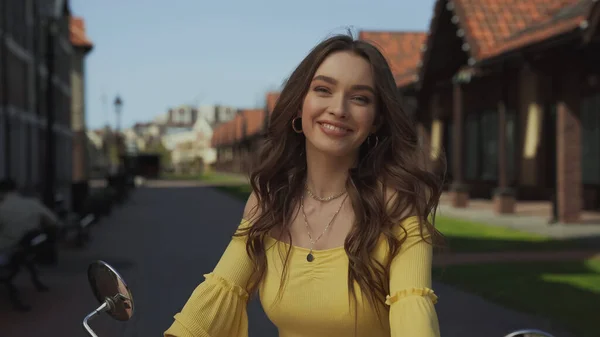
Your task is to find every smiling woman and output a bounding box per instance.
[164,33,445,337]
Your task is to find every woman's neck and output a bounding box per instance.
[304,145,357,198]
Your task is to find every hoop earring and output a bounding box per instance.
[367,134,379,148]
[292,117,303,133]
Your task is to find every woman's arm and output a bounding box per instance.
[387,216,440,337]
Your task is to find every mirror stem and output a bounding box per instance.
[83,301,111,337]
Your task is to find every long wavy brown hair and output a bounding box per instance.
[236,33,445,318]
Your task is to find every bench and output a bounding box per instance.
[61,213,96,248]
[0,230,51,311]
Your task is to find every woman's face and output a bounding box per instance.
[300,51,378,158]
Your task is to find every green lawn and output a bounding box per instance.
[433,259,600,337]
[433,216,592,253]
[213,183,252,200]
[163,171,247,184]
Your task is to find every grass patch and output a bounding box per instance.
[435,216,547,241]
[214,184,252,201]
[162,173,202,180]
[163,171,247,184]
[433,258,600,337]
[435,216,592,253]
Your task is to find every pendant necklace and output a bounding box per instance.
[300,193,348,262]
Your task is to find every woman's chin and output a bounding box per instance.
[310,141,359,159]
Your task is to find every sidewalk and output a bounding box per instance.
[434,250,600,266]
[438,196,600,239]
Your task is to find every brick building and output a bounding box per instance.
[1,0,76,207]
[70,16,93,212]
[413,0,600,223]
[211,108,266,173]
[212,0,600,223]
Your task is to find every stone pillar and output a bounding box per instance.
[233,146,239,173]
[70,49,90,214]
[449,81,469,208]
[556,67,582,223]
[494,98,516,214]
[429,93,444,174]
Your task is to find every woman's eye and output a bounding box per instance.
[314,86,330,94]
[353,96,370,104]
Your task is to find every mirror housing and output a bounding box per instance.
[87,260,134,321]
[504,329,556,337]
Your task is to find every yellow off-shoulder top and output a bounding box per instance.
[164,216,440,337]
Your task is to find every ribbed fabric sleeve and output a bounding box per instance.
[387,217,440,337]
[164,222,253,337]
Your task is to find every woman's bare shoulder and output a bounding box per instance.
[243,191,260,220]
[380,182,419,222]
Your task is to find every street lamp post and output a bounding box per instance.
[39,0,64,207]
[114,95,122,133]
[113,95,123,170]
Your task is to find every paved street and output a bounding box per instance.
[0,182,575,337]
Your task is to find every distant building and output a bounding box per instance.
[199,104,237,127]
[86,128,110,178]
[162,116,216,173]
[212,106,269,173]
[70,16,94,211]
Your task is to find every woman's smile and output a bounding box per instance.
[317,121,354,137]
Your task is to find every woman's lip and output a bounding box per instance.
[318,122,352,137]
[317,121,353,131]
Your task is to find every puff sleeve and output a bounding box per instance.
[164,220,254,337]
[387,216,440,337]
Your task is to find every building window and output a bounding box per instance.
[32,125,38,186]
[0,111,5,178]
[480,110,498,181]
[465,113,479,180]
[444,119,453,177]
[10,117,21,183]
[581,93,600,185]
[464,109,506,182]
[506,109,517,183]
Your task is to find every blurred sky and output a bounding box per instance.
[69,0,437,129]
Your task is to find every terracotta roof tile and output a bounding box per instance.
[241,109,266,137]
[211,123,222,147]
[454,0,590,59]
[219,124,226,147]
[70,17,93,49]
[584,0,600,42]
[234,114,245,141]
[214,122,228,147]
[359,31,427,87]
[477,0,593,58]
[266,92,280,117]
[219,124,226,146]
[226,120,236,145]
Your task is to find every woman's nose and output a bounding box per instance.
[327,95,347,118]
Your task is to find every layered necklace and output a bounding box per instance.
[301,186,348,262]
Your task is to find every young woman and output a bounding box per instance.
[164,33,444,337]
